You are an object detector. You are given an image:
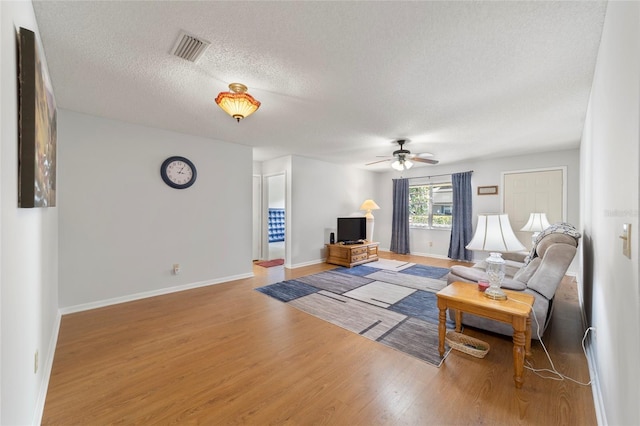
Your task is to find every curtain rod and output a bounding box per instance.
[404,170,474,180]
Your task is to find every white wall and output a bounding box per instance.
[580,2,640,424]
[260,155,378,267]
[373,149,580,262]
[291,156,379,266]
[1,2,60,424]
[58,110,254,309]
[268,174,285,208]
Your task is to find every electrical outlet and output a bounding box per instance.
[428,241,433,247]
[173,264,181,275]
[34,350,38,374]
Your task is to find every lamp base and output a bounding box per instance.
[365,216,374,243]
[483,286,507,301]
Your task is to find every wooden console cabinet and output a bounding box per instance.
[325,242,379,267]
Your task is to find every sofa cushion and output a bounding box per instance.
[501,251,528,263]
[536,233,578,257]
[513,257,542,284]
[526,243,577,299]
[525,226,580,265]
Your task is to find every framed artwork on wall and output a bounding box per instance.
[18,27,57,208]
[477,185,498,196]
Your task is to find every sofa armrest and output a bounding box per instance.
[500,277,527,291]
[448,265,527,291]
[470,259,524,278]
[449,265,486,282]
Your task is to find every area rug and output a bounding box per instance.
[255,259,284,268]
[256,260,455,366]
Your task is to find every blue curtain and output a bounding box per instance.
[448,171,473,261]
[390,178,410,254]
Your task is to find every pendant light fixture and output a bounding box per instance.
[215,83,261,122]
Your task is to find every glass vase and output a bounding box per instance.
[485,252,507,300]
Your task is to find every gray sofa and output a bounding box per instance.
[446,226,580,339]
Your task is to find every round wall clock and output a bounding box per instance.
[160,156,197,189]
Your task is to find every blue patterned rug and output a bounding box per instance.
[256,261,455,366]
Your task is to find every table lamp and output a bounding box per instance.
[359,199,380,242]
[466,214,526,300]
[520,212,551,245]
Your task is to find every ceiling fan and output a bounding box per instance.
[366,139,439,170]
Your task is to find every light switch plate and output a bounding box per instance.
[621,223,631,259]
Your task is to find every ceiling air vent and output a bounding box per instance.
[171,31,210,63]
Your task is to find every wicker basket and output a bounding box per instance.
[445,331,490,358]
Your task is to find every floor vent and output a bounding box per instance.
[171,31,210,63]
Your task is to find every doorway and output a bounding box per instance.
[264,173,286,261]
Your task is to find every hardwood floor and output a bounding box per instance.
[42,252,596,425]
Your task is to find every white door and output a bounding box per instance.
[503,168,565,250]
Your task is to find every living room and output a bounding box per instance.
[1,1,638,425]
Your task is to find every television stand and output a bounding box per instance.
[325,242,379,267]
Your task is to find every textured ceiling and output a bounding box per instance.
[32,1,607,171]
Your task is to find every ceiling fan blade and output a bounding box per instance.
[366,159,392,166]
[412,157,439,165]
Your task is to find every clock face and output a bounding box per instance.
[161,156,197,189]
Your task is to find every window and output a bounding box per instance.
[409,182,453,229]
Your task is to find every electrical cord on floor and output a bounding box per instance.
[509,296,594,386]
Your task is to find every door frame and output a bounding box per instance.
[262,171,287,262]
[252,174,262,261]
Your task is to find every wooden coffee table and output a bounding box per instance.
[436,281,534,388]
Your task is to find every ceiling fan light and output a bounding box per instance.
[215,83,261,122]
[377,139,438,170]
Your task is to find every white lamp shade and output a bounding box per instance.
[466,214,526,252]
[520,213,551,232]
[359,199,380,212]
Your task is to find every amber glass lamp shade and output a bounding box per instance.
[215,83,261,122]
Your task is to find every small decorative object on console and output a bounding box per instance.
[485,252,507,300]
[478,280,490,292]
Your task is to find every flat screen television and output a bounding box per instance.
[337,217,366,244]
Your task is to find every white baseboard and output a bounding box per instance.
[585,336,606,426]
[403,250,473,263]
[574,275,606,426]
[33,310,62,425]
[59,273,254,315]
[289,258,325,269]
